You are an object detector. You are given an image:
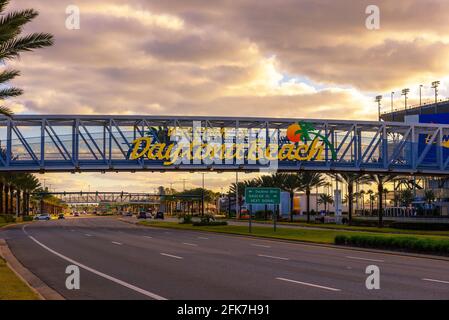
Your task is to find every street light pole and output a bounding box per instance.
[431,81,440,113]
[200,173,208,216]
[401,88,410,112]
[419,84,423,106]
[390,91,394,112]
[375,95,382,121]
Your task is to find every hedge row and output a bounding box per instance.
[390,222,449,231]
[0,214,16,224]
[335,234,449,256]
[192,221,228,226]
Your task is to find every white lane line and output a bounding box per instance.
[143,236,153,239]
[423,278,449,285]
[198,237,209,240]
[345,256,384,263]
[22,226,166,300]
[257,254,289,261]
[160,253,183,260]
[182,242,198,247]
[85,234,92,237]
[251,244,271,248]
[276,277,342,292]
[112,241,122,246]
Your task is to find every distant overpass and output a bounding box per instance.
[2,114,449,175]
[36,191,202,205]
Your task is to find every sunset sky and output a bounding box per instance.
[6,0,449,192]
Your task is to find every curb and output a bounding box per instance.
[0,239,65,300]
[124,219,449,263]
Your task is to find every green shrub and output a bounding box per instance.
[335,234,449,256]
[391,222,449,231]
[192,221,228,226]
[0,215,16,223]
[351,219,393,228]
[178,213,193,224]
[22,216,34,222]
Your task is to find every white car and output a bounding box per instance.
[34,213,51,221]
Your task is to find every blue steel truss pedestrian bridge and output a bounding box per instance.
[1,115,449,175]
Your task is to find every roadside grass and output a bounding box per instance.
[0,257,39,300]
[232,219,449,237]
[138,220,449,245]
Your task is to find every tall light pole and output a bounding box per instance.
[200,173,208,216]
[401,88,410,111]
[375,95,382,121]
[431,80,440,113]
[235,172,239,219]
[390,91,394,112]
[419,84,423,106]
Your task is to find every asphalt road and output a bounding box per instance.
[1,217,449,300]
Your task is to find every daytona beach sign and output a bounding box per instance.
[127,122,337,166]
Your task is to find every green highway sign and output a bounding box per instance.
[245,188,281,205]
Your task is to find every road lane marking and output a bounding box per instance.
[251,244,271,248]
[22,226,166,300]
[345,256,384,263]
[257,254,289,261]
[423,278,449,285]
[112,241,122,245]
[160,253,183,259]
[182,242,198,247]
[198,237,209,240]
[276,277,341,292]
[85,234,92,237]
[143,236,153,239]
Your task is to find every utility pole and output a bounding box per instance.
[181,179,187,191]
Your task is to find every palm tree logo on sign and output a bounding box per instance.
[286,122,337,160]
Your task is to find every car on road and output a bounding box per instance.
[34,213,51,221]
[58,214,65,219]
[73,212,80,217]
[137,211,149,219]
[154,212,164,220]
[125,212,133,217]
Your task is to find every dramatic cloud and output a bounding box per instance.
[3,0,447,191]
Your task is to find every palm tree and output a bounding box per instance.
[424,189,435,205]
[367,189,374,215]
[359,190,366,215]
[297,172,326,223]
[276,173,304,222]
[0,1,54,116]
[332,173,370,224]
[366,174,396,227]
[318,193,333,213]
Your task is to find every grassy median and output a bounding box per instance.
[0,257,40,300]
[238,220,449,237]
[138,220,449,246]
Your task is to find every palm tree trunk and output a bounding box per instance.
[0,182,5,214]
[348,182,354,224]
[9,186,14,214]
[378,182,384,228]
[17,191,21,217]
[4,185,9,215]
[0,182,3,214]
[290,191,294,222]
[306,188,311,223]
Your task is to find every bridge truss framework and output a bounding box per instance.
[1,115,449,175]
